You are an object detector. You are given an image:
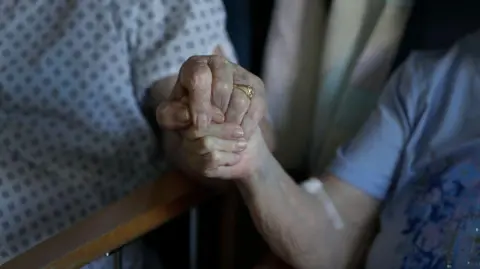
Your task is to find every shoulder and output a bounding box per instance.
[391,43,474,119]
[409,40,478,107]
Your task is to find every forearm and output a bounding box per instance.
[236,154,379,269]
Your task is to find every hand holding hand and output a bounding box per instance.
[156,55,271,181]
[158,55,266,138]
[175,123,247,178]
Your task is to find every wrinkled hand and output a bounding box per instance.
[157,55,266,138]
[176,122,246,178]
[172,122,268,180]
[204,126,268,179]
[156,55,270,180]
[157,97,269,179]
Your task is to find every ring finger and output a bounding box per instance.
[225,86,251,124]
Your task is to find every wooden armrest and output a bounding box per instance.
[1,171,211,269]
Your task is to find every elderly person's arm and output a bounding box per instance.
[157,55,421,268]
[236,57,421,268]
[157,54,275,181]
[244,165,379,269]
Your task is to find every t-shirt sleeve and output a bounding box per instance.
[328,55,425,200]
[121,0,237,99]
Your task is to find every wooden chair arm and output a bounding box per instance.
[1,171,211,269]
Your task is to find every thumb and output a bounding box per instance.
[156,101,191,130]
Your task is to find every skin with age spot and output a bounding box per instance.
[157,54,378,269]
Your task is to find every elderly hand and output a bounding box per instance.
[170,123,269,180]
[171,121,245,176]
[158,97,269,179]
[156,55,271,180]
[158,55,266,138]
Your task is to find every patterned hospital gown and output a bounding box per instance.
[329,31,480,268]
[0,0,234,267]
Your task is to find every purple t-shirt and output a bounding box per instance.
[329,31,480,268]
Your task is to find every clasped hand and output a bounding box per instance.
[156,55,269,180]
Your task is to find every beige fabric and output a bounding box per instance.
[262,0,413,171]
[262,0,326,168]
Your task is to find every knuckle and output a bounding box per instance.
[213,78,230,92]
[181,59,210,89]
[186,55,204,64]
[232,95,249,108]
[181,57,197,74]
[210,151,221,163]
[190,67,209,87]
[201,137,214,151]
[209,55,225,65]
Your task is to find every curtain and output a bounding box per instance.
[223,0,251,69]
[262,0,412,172]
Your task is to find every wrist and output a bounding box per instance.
[235,149,278,189]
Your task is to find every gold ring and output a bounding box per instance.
[233,84,255,100]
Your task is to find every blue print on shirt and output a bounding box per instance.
[398,157,480,269]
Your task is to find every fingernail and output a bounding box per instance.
[213,110,225,123]
[197,114,208,129]
[236,140,247,150]
[233,127,244,138]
